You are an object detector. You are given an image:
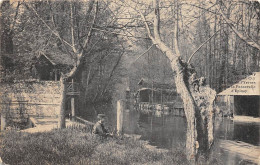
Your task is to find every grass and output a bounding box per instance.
[0,125,223,165]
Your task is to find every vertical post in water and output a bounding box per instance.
[71,97,75,120]
[117,100,124,136]
[151,81,154,104]
[1,114,6,131]
[54,69,57,81]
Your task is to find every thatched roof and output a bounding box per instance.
[137,87,176,94]
[38,52,74,66]
[138,78,175,90]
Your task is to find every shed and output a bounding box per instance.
[217,72,260,118]
[136,79,177,104]
[138,78,175,90]
[33,52,73,81]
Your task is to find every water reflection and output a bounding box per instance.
[79,104,260,146]
[124,111,187,149]
[214,118,260,146]
[79,104,260,163]
[233,123,260,146]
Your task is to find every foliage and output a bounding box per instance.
[118,0,260,93]
[0,127,192,165]
[1,0,128,103]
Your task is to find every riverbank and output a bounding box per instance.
[0,126,191,165]
[0,116,228,165]
[1,116,256,165]
[219,140,260,164]
[21,117,88,133]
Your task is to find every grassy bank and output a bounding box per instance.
[0,126,221,165]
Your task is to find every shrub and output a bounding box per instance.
[0,127,189,165]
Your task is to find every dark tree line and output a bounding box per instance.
[0,0,127,106]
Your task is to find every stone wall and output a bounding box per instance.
[0,80,62,118]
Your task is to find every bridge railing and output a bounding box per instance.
[66,82,80,96]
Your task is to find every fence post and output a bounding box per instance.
[117,100,124,136]
[1,114,6,131]
[71,97,75,120]
[58,78,66,129]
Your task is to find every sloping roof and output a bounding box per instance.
[138,78,175,90]
[38,52,74,66]
[218,72,260,96]
[137,87,176,94]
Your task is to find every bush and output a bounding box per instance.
[0,127,189,165]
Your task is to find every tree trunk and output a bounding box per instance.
[58,77,66,128]
[170,56,215,162]
[142,0,216,161]
[1,0,14,55]
[174,69,197,161]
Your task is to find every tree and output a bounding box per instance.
[119,0,216,161]
[0,0,21,79]
[1,0,21,54]
[218,1,260,51]
[21,0,98,128]
[2,0,127,116]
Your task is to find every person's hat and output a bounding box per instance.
[97,114,106,119]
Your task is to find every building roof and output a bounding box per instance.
[38,52,74,66]
[138,78,175,90]
[137,87,176,94]
[218,72,260,96]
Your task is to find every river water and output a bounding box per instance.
[79,103,260,164]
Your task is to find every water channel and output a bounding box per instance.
[79,103,260,164]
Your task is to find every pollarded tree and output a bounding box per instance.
[21,0,125,128]
[119,0,216,162]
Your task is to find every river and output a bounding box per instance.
[79,103,260,164]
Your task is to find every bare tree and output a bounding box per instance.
[121,0,217,161]
[218,1,260,51]
[23,0,98,128]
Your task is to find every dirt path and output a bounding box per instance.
[21,117,86,133]
[233,116,260,123]
[219,140,260,164]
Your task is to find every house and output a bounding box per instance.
[134,78,182,112]
[33,52,74,81]
[0,51,75,130]
[137,78,175,90]
[217,72,260,120]
[136,78,177,104]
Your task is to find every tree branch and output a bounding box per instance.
[187,29,221,63]
[66,0,98,78]
[218,4,260,50]
[174,0,181,57]
[23,2,75,50]
[10,1,21,31]
[99,50,125,98]
[121,0,177,62]
[91,27,149,39]
[70,2,77,53]
[153,0,161,40]
[139,13,153,39]
[119,0,153,39]
[150,0,177,62]
[81,1,98,53]
[132,44,154,64]
[47,0,76,61]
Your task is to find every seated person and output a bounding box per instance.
[92,114,111,138]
